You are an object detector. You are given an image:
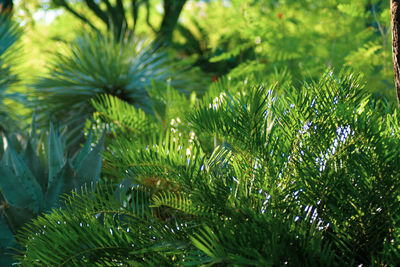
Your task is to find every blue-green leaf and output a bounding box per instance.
[22,139,46,191]
[45,160,79,209]
[73,129,92,170]
[0,217,15,266]
[0,217,14,248]
[48,122,65,188]
[76,131,105,185]
[0,165,38,211]
[3,136,44,212]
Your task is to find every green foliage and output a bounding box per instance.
[15,183,192,266]
[86,83,198,180]
[90,94,159,147]
[0,118,104,264]
[52,0,187,42]
[13,71,400,265]
[32,32,197,149]
[2,1,400,265]
[0,13,23,133]
[183,0,394,101]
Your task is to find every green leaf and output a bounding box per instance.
[76,131,105,185]
[0,141,11,166]
[45,160,79,209]
[48,122,65,188]
[209,42,253,63]
[0,217,14,249]
[73,129,92,170]
[32,32,198,149]
[0,165,38,211]
[2,203,36,231]
[0,217,15,266]
[2,136,44,212]
[22,139,46,191]
[29,111,39,148]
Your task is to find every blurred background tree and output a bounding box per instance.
[7,0,396,103]
[177,0,395,101]
[1,0,397,137]
[52,0,187,44]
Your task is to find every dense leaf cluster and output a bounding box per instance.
[0,2,399,266]
[13,71,400,266]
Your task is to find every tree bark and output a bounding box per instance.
[54,0,186,44]
[156,0,187,45]
[391,0,400,104]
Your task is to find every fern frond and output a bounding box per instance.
[152,191,215,218]
[104,129,206,192]
[91,94,157,137]
[14,183,191,266]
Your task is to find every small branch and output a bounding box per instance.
[371,4,385,38]
[157,0,187,43]
[116,0,128,37]
[145,0,158,33]
[84,0,109,25]
[97,0,124,39]
[132,0,138,31]
[101,0,115,28]
[116,0,126,22]
[59,1,100,33]
[102,0,114,15]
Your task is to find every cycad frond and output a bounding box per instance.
[189,70,400,265]
[104,129,205,191]
[189,209,336,266]
[14,183,190,266]
[14,70,400,265]
[191,83,277,155]
[152,191,214,218]
[91,94,158,140]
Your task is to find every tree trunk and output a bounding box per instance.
[155,0,187,45]
[391,0,400,104]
